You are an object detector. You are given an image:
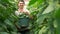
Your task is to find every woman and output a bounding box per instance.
[14,0,32,34]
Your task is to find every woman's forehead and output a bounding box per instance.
[19,2,24,3]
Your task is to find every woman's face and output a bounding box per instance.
[18,1,25,8]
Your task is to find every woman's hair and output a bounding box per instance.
[18,0,25,4]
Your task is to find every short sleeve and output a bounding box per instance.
[15,11,19,16]
[24,9,30,15]
[26,9,30,14]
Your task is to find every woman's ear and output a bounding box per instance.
[18,3,20,7]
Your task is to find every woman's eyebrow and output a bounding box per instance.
[19,2,23,3]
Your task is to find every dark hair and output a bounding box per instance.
[18,0,25,4]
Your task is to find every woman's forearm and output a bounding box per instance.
[15,23,21,30]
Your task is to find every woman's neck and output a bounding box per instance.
[18,8,24,12]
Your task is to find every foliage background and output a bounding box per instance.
[0,0,60,34]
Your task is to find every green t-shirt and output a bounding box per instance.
[15,11,30,27]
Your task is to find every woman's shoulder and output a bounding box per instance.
[24,9,30,13]
[15,10,20,16]
[15,10,18,13]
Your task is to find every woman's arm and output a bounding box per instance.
[14,11,21,31]
[26,11,33,19]
[14,20,21,30]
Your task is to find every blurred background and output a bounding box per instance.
[0,0,60,34]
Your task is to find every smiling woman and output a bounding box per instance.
[14,0,33,34]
